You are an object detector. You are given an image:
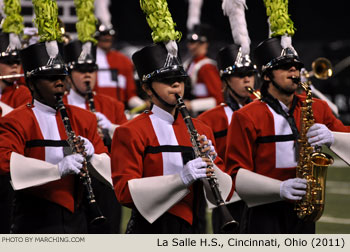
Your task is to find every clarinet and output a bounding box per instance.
[85,82,112,148]
[175,94,238,233]
[55,94,106,225]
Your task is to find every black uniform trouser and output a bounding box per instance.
[212,200,246,234]
[240,201,315,234]
[89,177,122,233]
[125,209,194,234]
[0,174,14,234]
[11,191,88,234]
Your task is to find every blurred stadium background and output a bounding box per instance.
[17,0,350,233]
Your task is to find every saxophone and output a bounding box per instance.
[293,78,334,222]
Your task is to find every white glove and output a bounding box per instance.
[180,157,208,186]
[95,112,112,130]
[79,136,94,158]
[201,135,217,161]
[58,154,84,177]
[306,123,334,147]
[280,178,307,201]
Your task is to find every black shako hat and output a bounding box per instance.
[95,19,116,38]
[0,32,20,60]
[187,24,212,43]
[217,44,257,78]
[253,36,303,76]
[63,40,97,70]
[132,43,188,83]
[20,42,68,77]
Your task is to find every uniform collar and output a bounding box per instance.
[151,104,175,124]
[193,54,206,63]
[278,100,290,114]
[68,88,86,105]
[33,99,57,115]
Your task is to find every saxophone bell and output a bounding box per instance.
[245,86,261,100]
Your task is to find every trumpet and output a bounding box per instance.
[299,57,339,117]
[0,73,24,80]
[306,57,333,80]
[245,86,261,100]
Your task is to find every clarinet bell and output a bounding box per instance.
[218,205,239,234]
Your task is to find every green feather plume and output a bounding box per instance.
[263,0,295,37]
[2,0,24,34]
[140,0,182,43]
[32,0,62,42]
[74,0,97,44]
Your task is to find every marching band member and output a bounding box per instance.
[111,42,232,233]
[225,0,350,233]
[0,1,31,234]
[183,24,224,114]
[0,40,110,233]
[111,0,233,234]
[93,0,144,109]
[197,0,257,233]
[198,44,256,233]
[94,22,145,109]
[0,32,32,116]
[225,36,350,234]
[0,0,110,233]
[63,39,127,233]
[63,40,127,147]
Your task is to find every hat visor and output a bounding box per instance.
[152,68,188,82]
[32,68,68,76]
[272,56,304,70]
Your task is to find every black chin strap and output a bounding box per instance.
[267,72,295,96]
[224,79,251,111]
[224,79,246,100]
[149,84,176,108]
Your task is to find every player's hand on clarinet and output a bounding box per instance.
[76,136,95,160]
[58,154,85,177]
[180,157,214,186]
[198,135,217,161]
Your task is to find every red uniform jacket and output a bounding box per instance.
[0,103,107,212]
[95,49,138,104]
[111,106,225,225]
[198,104,233,161]
[186,55,224,104]
[0,84,32,108]
[63,92,127,125]
[225,95,350,189]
